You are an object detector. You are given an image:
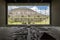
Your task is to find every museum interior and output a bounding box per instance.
[0,0,60,40]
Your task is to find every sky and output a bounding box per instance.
[8,6,50,15]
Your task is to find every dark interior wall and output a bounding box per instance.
[52,0,60,26]
[0,0,6,26]
[0,0,60,26]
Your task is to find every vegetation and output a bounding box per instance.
[8,17,50,25]
[8,8,50,25]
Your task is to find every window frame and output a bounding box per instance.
[6,2,52,27]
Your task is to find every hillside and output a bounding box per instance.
[8,7,49,25]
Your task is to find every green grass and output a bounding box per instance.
[8,17,50,25]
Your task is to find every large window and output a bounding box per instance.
[7,3,50,25]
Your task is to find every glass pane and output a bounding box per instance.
[7,3,50,25]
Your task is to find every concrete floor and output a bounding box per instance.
[0,27,60,40]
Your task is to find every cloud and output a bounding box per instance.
[8,6,19,10]
[30,6,50,15]
[30,6,40,13]
[8,6,33,11]
[40,7,49,15]
[8,6,50,15]
[46,7,50,15]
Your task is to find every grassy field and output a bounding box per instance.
[8,17,50,25]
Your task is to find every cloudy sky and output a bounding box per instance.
[8,6,50,15]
